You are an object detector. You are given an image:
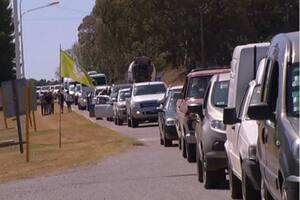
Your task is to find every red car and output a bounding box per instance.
[176,68,230,162]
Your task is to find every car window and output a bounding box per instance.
[118,91,131,102]
[134,84,166,96]
[239,85,251,119]
[211,80,229,108]
[186,76,211,98]
[166,92,180,111]
[286,63,299,118]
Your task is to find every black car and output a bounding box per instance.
[158,86,182,147]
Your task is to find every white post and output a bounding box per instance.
[19,0,25,78]
[12,0,22,79]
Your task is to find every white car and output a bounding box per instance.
[95,95,113,119]
[223,57,267,199]
[126,81,167,128]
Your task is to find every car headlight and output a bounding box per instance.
[166,118,176,126]
[292,139,300,164]
[83,99,87,103]
[248,145,257,160]
[210,120,226,131]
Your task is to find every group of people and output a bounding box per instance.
[40,92,55,116]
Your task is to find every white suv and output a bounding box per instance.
[127,82,166,128]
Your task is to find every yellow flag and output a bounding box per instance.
[60,49,95,88]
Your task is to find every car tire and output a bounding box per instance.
[229,165,242,199]
[242,168,260,200]
[182,137,187,158]
[114,117,117,125]
[127,115,132,127]
[178,136,182,149]
[131,117,138,128]
[119,119,123,126]
[186,142,196,162]
[164,135,172,147]
[196,147,203,183]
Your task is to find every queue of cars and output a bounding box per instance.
[173,31,298,200]
[75,32,299,200]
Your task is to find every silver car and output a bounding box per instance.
[113,88,131,125]
[195,72,230,189]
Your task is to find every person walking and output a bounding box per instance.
[65,91,72,112]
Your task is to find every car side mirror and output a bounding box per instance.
[157,104,164,112]
[188,104,204,120]
[223,107,240,125]
[248,103,272,120]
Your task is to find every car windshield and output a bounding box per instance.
[93,76,107,86]
[186,76,211,98]
[167,92,180,111]
[118,91,131,101]
[134,84,166,96]
[287,63,299,118]
[211,80,229,108]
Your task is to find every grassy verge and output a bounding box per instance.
[0,105,141,182]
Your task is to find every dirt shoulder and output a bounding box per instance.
[0,105,139,182]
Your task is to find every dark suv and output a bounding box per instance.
[248,32,299,200]
[176,68,229,162]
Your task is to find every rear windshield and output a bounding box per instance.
[134,84,166,96]
[118,91,131,101]
[186,76,211,98]
[287,63,299,117]
[211,80,229,108]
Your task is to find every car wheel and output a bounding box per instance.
[242,167,260,200]
[261,176,273,200]
[131,116,138,128]
[196,147,203,183]
[164,135,172,147]
[114,117,117,125]
[127,115,131,127]
[119,119,123,126]
[178,136,182,149]
[229,165,242,199]
[182,137,187,158]
[202,163,215,189]
[186,142,196,162]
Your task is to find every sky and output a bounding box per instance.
[19,0,95,80]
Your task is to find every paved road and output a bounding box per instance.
[0,107,232,200]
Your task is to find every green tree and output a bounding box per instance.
[0,0,15,83]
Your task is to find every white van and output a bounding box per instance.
[223,42,270,199]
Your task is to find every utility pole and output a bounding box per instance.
[13,0,22,79]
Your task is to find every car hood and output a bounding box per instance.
[117,101,126,107]
[132,94,165,102]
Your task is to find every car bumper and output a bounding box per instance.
[131,107,158,121]
[284,175,300,200]
[116,109,127,120]
[242,159,261,190]
[164,125,178,140]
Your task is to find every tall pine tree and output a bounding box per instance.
[0,0,16,83]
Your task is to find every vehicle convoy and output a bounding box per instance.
[193,72,230,188]
[110,83,132,102]
[126,81,166,128]
[223,58,267,200]
[158,86,183,147]
[113,88,132,125]
[128,56,156,83]
[247,32,299,200]
[176,68,229,163]
[222,42,270,199]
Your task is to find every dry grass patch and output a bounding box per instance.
[0,105,139,182]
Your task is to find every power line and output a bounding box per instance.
[57,6,90,14]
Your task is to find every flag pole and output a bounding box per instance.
[59,45,62,148]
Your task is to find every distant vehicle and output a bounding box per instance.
[158,86,182,147]
[113,88,132,125]
[223,58,267,200]
[247,32,299,200]
[128,56,156,83]
[126,81,167,128]
[89,72,107,87]
[194,72,230,188]
[63,77,76,92]
[223,42,270,199]
[110,83,132,102]
[94,95,114,120]
[176,68,229,163]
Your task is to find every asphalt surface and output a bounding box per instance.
[0,107,232,200]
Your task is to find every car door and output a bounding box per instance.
[261,53,280,197]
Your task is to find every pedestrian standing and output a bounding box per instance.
[65,91,72,112]
[58,90,64,113]
[40,92,45,116]
[50,92,54,114]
